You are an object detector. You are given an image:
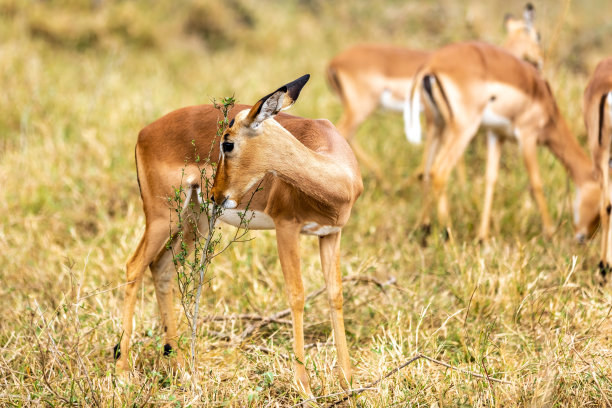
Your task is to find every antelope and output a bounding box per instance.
[114,74,363,394]
[404,41,600,242]
[326,3,543,182]
[584,57,612,280]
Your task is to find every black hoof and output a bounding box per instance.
[163,343,174,357]
[442,228,450,242]
[419,223,431,247]
[113,343,121,360]
[598,261,609,279]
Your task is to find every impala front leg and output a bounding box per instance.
[521,138,554,236]
[275,221,311,395]
[319,231,352,390]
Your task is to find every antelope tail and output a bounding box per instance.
[404,75,423,144]
[599,92,612,145]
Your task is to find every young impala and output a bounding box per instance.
[584,57,612,280]
[326,3,543,181]
[404,42,600,242]
[115,75,363,394]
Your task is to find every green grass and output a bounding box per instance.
[1,0,611,406]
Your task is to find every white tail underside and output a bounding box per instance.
[404,84,422,144]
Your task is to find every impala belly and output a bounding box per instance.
[480,83,526,140]
[219,209,275,230]
[481,106,516,139]
[301,222,341,236]
[379,78,413,112]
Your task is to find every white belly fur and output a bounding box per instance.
[481,106,517,140]
[301,222,341,236]
[219,210,275,230]
[218,211,341,236]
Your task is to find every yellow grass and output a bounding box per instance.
[1,0,611,406]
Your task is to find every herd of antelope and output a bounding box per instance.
[114,3,612,395]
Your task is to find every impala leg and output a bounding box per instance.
[275,221,310,394]
[521,138,554,236]
[477,132,502,241]
[417,123,442,243]
[430,121,481,238]
[598,150,611,279]
[319,231,351,390]
[116,220,169,372]
[336,90,387,187]
[149,226,197,366]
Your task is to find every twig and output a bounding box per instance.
[419,354,512,385]
[290,387,378,408]
[203,314,292,325]
[292,352,514,407]
[243,344,290,360]
[233,274,396,341]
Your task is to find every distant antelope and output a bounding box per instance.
[326,3,542,182]
[584,57,612,279]
[404,42,600,241]
[115,75,363,394]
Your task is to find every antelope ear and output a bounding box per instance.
[523,3,534,29]
[503,13,517,31]
[244,74,310,129]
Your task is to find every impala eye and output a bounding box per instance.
[222,141,234,153]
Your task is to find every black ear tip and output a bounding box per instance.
[295,74,310,87]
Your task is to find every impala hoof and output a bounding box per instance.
[598,261,609,279]
[113,343,121,360]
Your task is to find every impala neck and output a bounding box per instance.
[545,116,595,186]
[261,121,355,208]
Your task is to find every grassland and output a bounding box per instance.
[1,0,611,406]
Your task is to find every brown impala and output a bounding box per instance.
[327,3,543,182]
[584,57,612,280]
[405,42,600,242]
[115,75,363,394]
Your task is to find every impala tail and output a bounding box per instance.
[326,65,345,103]
[404,75,423,144]
[598,91,612,145]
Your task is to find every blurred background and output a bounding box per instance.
[1,0,611,406]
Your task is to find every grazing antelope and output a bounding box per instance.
[115,74,363,394]
[584,57,612,279]
[405,42,600,241]
[326,3,542,182]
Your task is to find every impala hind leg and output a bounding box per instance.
[275,221,311,394]
[417,125,442,245]
[336,89,387,187]
[477,132,502,241]
[319,231,351,389]
[598,150,611,281]
[116,220,170,372]
[429,120,482,239]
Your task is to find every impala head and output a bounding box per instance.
[504,3,543,70]
[211,74,310,209]
[573,180,601,243]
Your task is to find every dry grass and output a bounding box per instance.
[1,0,612,406]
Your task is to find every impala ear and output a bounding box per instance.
[523,3,534,29]
[244,74,310,129]
[503,13,517,31]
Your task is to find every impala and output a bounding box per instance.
[326,3,542,181]
[404,41,600,241]
[115,74,363,394]
[584,57,612,279]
